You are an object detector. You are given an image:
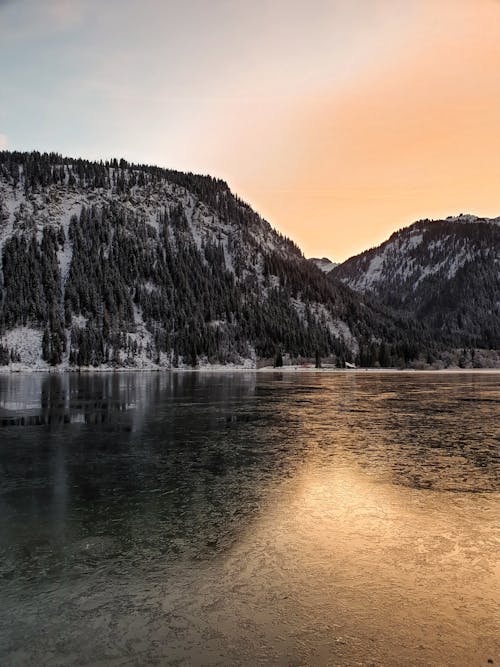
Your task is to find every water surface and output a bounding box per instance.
[0,372,498,666]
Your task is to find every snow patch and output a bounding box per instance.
[0,327,47,369]
[72,314,88,328]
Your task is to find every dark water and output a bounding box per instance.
[0,371,498,666]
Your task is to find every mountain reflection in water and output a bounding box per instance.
[0,371,498,666]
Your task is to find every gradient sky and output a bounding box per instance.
[1,0,499,261]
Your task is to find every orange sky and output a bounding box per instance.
[2,0,500,261]
[203,1,500,260]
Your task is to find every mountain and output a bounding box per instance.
[309,257,338,273]
[330,215,500,357]
[0,150,419,370]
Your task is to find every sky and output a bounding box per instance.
[1,0,499,261]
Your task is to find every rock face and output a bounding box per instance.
[0,150,407,370]
[330,215,500,350]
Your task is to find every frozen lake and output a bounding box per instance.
[0,371,498,666]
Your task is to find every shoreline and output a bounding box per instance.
[0,366,499,375]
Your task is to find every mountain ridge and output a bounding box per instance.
[0,151,497,370]
[0,150,419,370]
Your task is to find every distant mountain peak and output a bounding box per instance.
[309,257,338,273]
[444,213,500,225]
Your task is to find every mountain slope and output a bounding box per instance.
[0,150,416,370]
[331,215,500,350]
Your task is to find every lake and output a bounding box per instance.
[0,371,498,666]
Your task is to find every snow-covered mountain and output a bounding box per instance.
[331,215,500,350]
[2,152,497,370]
[0,151,407,370]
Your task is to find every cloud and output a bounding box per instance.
[0,134,8,149]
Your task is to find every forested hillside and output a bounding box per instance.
[0,151,423,370]
[331,215,500,358]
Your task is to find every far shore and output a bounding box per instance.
[0,366,499,375]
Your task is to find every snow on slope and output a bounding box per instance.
[0,172,298,276]
[0,164,358,369]
[333,216,500,295]
[0,327,48,370]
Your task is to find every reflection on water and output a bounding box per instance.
[0,371,498,666]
